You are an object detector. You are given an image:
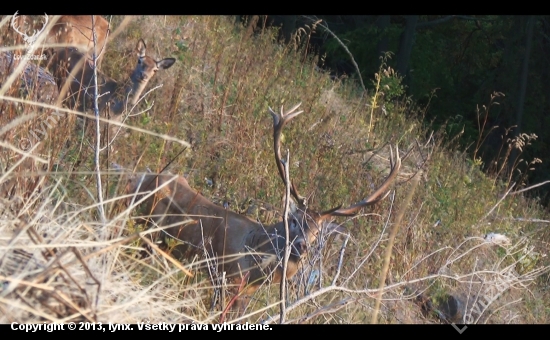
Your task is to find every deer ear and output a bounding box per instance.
[136,39,146,58]
[157,58,176,70]
[289,198,298,214]
[325,221,347,235]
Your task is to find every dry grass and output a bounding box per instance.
[1,15,549,324]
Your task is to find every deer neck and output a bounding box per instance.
[107,70,148,116]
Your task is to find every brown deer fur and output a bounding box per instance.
[45,16,109,68]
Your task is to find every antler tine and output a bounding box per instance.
[321,145,401,217]
[269,103,307,207]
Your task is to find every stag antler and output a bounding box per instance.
[320,145,401,219]
[269,102,401,215]
[269,102,307,207]
[11,11,49,45]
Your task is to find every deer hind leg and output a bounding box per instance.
[220,273,255,323]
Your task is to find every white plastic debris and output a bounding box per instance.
[484,232,511,246]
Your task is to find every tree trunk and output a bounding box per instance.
[509,16,535,175]
[376,15,391,59]
[396,15,418,77]
[515,15,535,135]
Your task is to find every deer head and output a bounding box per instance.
[48,39,175,138]
[126,103,401,314]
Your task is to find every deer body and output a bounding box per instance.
[45,16,109,68]
[127,104,401,313]
[11,14,109,67]
[129,173,311,287]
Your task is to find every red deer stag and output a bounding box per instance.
[126,103,401,313]
[48,39,175,139]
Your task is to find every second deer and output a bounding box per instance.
[126,103,401,316]
[48,39,175,141]
[46,16,110,68]
[10,14,109,68]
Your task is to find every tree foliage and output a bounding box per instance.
[274,15,550,202]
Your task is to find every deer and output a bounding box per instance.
[44,16,110,68]
[126,103,401,315]
[10,14,109,68]
[47,39,175,141]
[5,15,106,106]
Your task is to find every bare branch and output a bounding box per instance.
[304,16,367,93]
[91,15,106,226]
[279,151,291,324]
[480,182,516,222]
[510,180,550,196]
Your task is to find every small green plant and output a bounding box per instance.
[367,52,405,140]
